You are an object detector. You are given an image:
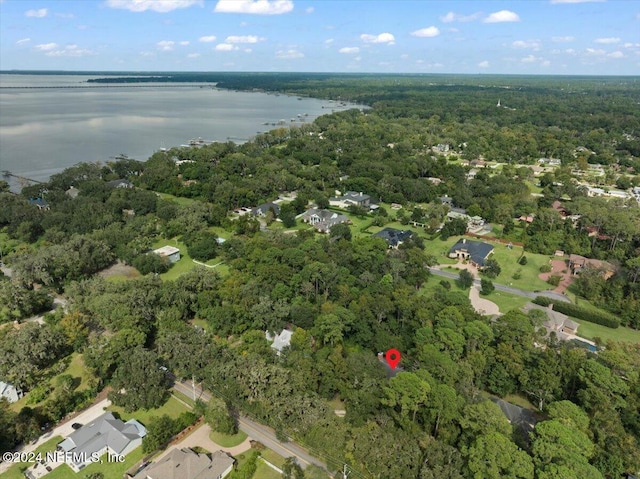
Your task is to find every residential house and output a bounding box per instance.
[448,238,494,268]
[0,381,23,403]
[28,197,49,210]
[569,254,614,279]
[373,228,412,249]
[329,191,371,209]
[251,202,280,218]
[107,179,134,189]
[301,208,350,233]
[439,195,453,207]
[153,246,181,263]
[266,329,293,356]
[131,448,234,479]
[57,412,146,472]
[65,186,80,199]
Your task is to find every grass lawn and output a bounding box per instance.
[170,390,196,408]
[107,395,190,426]
[156,192,198,207]
[574,321,640,344]
[11,353,95,412]
[260,447,286,468]
[210,429,248,447]
[503,394,537,411]
[43,443,144,479]
[255,460,283,479]
[435,235,552,292]
[484,290,531,314]
[2,436,63,479]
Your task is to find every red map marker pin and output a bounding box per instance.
[385,348,401,370]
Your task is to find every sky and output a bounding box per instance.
[0,0,639,75]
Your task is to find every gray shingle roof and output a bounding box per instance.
[449,239,494,266]
[373,227,412,247]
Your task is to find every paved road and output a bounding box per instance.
[428,268,570,303]
[172,380,328,471]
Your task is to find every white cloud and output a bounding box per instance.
[305,6,313,13]
[187,53,201,58]
[521,55,539,63]
[215,43,238,51]
[25,8,47,18]
[565,48,576,54]
[180,41,190,46]
[512,40,541,50]
[46,45,93,57]
[276,49,304,58]
[34,43,58,51]
[360,32,395,44]
[339,47,360,54]
[16,38,31,45]
[55,13,76,18]
[439,11,481,22]
[400,54,409,60]
[325,38,334,45]
[586,48,606,55]
[214,0,293,15]
[552,36,575,42]
[157,40,175,51]
[595,37,620,44]
[244,48,252,53]
[106,0,203,13]
[411,26,440,38]
[478,60,490,68]
[608,51,624,58]
[225,35,263,43]
[484,10,520,23]
[199,35,217,42]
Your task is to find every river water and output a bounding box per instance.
[0,74,347,185]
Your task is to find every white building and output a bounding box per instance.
[153,246,181,263]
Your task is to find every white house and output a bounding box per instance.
[153,246,181,263]
[0,381,23,403]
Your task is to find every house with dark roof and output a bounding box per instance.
[251,202,280,218]
[301,208,350,233]
[329,191,371,209]
[131,448,234,479]
[373,228,413,249]
[58,412,146,472]
[448,238,494,268]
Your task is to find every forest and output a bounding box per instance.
[1,73,639,479]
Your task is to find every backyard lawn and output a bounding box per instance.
[107,395,190,426]
[575,320,640,344]
[41,447,144,479]
[254,460,283,479]
[209,430,248,447]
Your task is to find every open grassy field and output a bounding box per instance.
[156,192,199,207]
[575,320,640,344]
[107,395,190,426]
[484,290,531,314]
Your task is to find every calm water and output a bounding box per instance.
[0,74,348,184]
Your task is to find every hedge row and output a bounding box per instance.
[533,296,620,329]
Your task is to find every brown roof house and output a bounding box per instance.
[569,254,614,279]
[131,448,234,479]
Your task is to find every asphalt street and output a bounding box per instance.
[428,267,571,303]
[172,380,329,471]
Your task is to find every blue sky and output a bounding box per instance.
[1,0,638,74]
